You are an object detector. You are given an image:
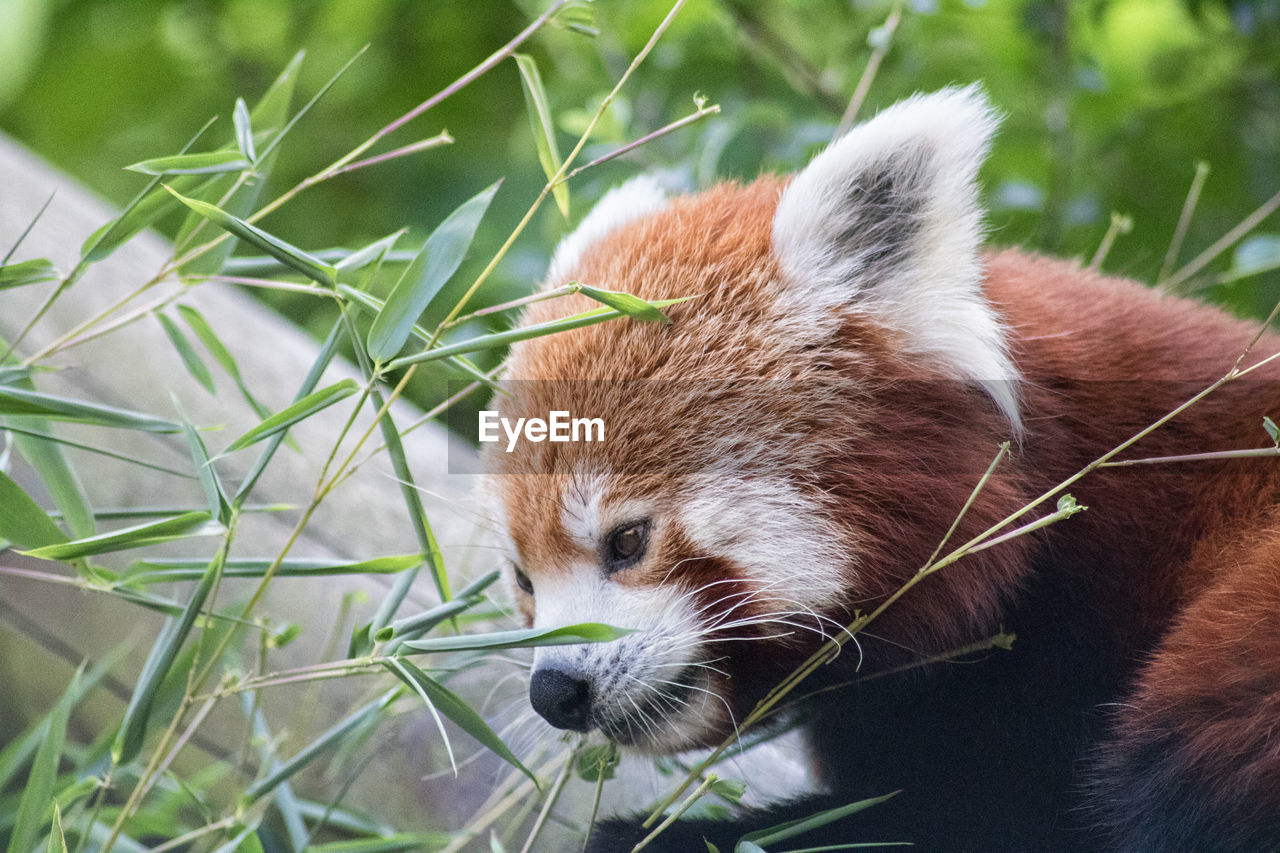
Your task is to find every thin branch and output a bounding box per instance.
[1158,160,1210,285]
[836,1,904,137]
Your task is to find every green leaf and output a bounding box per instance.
[81,117,218,263]
[243,691,397,804]
[0,258,58,289]
[234,318,343,504]
[338,284,505,396]
[385,298,691,371]
[220,379,359,454]
[577,283,672,324]
[710,778,746,803]
[308,835,450,853]
[4,190,55,266]
[737,792,899,847]
[514,54,569,217]
[233,97,257,162]
[402,622,630,653]
[125,554,424,583]
[45,802,68,853]
[252,50,304,131]
[575,742,620,782]
[12,427,95,538]
[6,665,81,853]
[165,186,337,286]
[388,658,535,783]
[490,832,509,853]
[22,511,216,561]
[175,305,273,421]
[334,230,406,275]
[377,595,481,644]
[5,423,193,480]
[113,548,226,763]
[126,151,252,176]
[365,387,452,619]
[0,386,179,432]
[156,312,216,394]
[0,469,68,549]
[176,402,229,524]
[1265,415,1279,448]
[366,180,501,361]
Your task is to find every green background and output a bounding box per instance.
[3,0,1279,396]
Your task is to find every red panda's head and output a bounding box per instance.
[481,87,1031,752]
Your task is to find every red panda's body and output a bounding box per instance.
[482,89,1280,850]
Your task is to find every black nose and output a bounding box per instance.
[529,668,592,731]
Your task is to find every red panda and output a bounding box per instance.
[480,87,1280,851]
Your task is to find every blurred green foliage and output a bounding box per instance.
[3,0,1279,396]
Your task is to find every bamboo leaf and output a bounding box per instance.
[514,54,569,217]
[252,50,304,131]
[233,97,257,162]
[175,305,273,421]
[45,802,68,853]
[242,691,397,804]
[4,423,194,480]
[737,792,900,847]
[334,230,406,275]
[0,258,58,290]
[366,389,451,625]
[124,554,424,583]
[308,835,450,853]
[377,596,478,644]
[81,117,218,263]
[12,426,95,538]
[165,186,336,286]
[234,318,343,504]
[0,469,68,549]
[337,284,505,395]
[366,180,501,361]
[176,402,229,524]
[0,386,179,432]
[385,298,691,371]
[577,283,672,324]
[388,658,535,783]
[126,151,252,176]
[156,312,216,394]
[22,511,217,561]
[112,548,226,763]
[403,622,630,653]
[6,665,81,853]
[220,379,358,454]
[4,190,55,266]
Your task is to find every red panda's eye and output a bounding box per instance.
[512,565,534,595]
[603,520,649,572]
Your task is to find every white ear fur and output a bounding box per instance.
[772,85,1020,430]
[546,175,669,284]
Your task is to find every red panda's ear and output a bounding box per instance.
[772,85,1020,431]
[546,175,669,285]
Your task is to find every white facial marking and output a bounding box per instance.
[532,566,722,752]
[546,175,669,284]
[559,469,608,547]
[681,472,846,617]
[771,85,1022,432]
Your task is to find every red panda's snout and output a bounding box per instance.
[486,466,855,753]
[521,554,732,751]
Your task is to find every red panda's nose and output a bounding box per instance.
[529,667,592,731]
